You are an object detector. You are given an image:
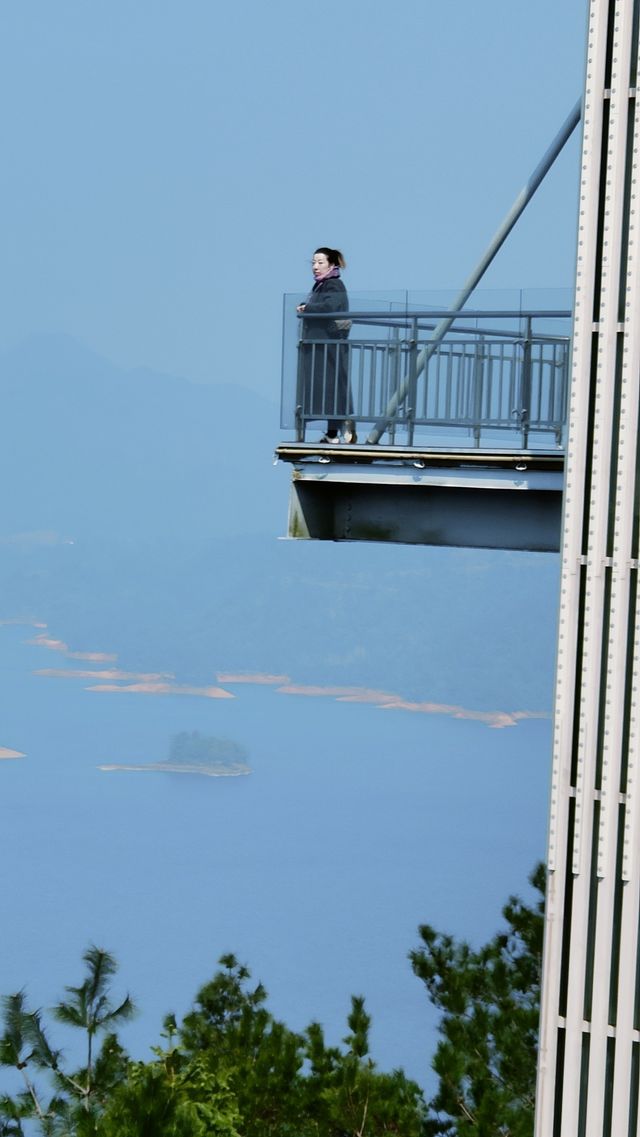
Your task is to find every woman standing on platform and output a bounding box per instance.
[297,247,356,443]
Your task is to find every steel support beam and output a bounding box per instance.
[282,456,563,551]
[535,3,640,1134]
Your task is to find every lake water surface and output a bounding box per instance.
[0,621,552,1091]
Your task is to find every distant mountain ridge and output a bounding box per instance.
[0,333,282,540]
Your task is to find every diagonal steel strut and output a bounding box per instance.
[366,98,582,445]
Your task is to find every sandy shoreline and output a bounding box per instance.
[98,762,250,778]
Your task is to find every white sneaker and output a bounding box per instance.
[342,420,358,444]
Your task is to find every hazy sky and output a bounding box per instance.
[0,0,587,392]
[0,2,585,1084]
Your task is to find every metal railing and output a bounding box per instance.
[281,304,572,450]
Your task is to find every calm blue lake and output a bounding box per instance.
[0,621,552,1092]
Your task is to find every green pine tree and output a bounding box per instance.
[410,863,545,1137]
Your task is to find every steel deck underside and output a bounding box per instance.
[277,444,564,550]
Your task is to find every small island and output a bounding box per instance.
[99,731,251,778]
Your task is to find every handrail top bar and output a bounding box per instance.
[297,308,573,320]
[298,316,571,342]
[350,318,570,334]
[350,326,571,344]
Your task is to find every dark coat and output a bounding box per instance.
[299,275,351,424]
[301,276,349,341]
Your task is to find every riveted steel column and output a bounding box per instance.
[535,2,640,1134]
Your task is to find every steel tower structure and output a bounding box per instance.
[535,1,640,1133]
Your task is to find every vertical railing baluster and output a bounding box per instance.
[389,327,400,445]
[406,318,418,446]
[295,339,304,440]
[471,335,484,446]
[520,315,533,448]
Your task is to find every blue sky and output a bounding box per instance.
[0,0,587,391]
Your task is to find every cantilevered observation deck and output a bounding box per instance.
[276,297,572,551]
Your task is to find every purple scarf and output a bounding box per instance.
[307,266,341,303]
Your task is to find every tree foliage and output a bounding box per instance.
[177,953,427,1136]
[0,946,134,1136]
[410,863,545,1137]
[168,733,248,768]
[0,870,545,1137]
[0,949,427,1137]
